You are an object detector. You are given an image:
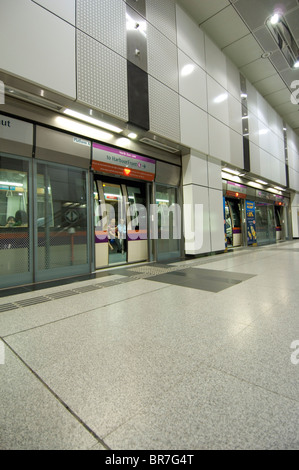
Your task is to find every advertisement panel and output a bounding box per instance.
[246,200,257,246]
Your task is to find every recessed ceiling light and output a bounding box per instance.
[270,13,280,24]
[128,132,137,139]
[256,179,268,185]
[222,168,240,176]
[63,109,123,133]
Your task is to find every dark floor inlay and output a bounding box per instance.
[147,268,255,292]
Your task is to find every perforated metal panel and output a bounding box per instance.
[77,31,128,121]
[76,0,127,58]
[126,4,148,72]
[148,76,180,142]
[146,0,177,44]
[147,23,179,92]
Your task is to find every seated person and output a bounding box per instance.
[13,210,28,227]
[5,216,16,227]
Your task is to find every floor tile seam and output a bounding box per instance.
[1,337,112,451]
[200,360,299,405]
[208,317,296,345]
[103,358,299,443]
[102,361,207,442]
[1,284,173,340]
[0,273,172,314]
[102,326,267,436]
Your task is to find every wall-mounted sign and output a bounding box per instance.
[0,114,33,145]
[92,143,156,181]
[246,200,257,246]
[73,137,91,147]
[226,190,246,199]
[226,181,247,199]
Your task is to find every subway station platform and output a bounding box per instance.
[0,241,299,450]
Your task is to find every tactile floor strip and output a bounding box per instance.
[0,260,254,313]
[0,275,145,313]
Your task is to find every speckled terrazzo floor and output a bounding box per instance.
[1,241,299,450]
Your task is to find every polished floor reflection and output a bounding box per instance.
[1,241,299,449]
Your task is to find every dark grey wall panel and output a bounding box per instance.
[127,61,150,131]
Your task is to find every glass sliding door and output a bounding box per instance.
[102,182,126,266]
[35,161,90,280]
[0,154,32,287]
[156,185,181,261]
[255,202,276,246]
[94,177,149,267]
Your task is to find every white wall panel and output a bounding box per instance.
[207,77,229,126]
[259,149,271,180]
[248,112,259,146]
[178,50,207,111]
[205,36,228,89]
[229,128,243,167]
[180,98,209,154]
[182,152,208,187]
[208,156,222,190]
[291,206,299,238]
[258,126,270,153]
[148,24,179,92]
[276,136,285,162]
[293,193,299,206]
[33,0,75,24]
[0,0,76,98]
[149,77,180,142]
[256,93,268,126]
[267,105,283,139]
[176,5,206,69]
[279,160,287,186]
[289,169,299,191]
[209,189,225,252]
[246,81,258,116]
[183,185,211,255]
[271,157,280,184]
[208,116,230,162]
[249,142,261,175]
[147,0,177,44]
[269,132,282,162]
[228,94,243,134]
[226,58,242,101]
[76,0,126,58]
[77,31,128,121]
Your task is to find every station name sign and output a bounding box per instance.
[92,143,155,181]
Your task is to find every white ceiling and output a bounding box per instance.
[178,0,299,136]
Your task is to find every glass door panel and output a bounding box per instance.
[256,202,276,246]
[127,184,148,263]
[36,162,89,280]
[102,182,126,265]
[0,154,31,287]
[156,185,180,261]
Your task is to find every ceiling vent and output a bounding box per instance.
[5,87,63,112]
[266,14,299,69]
[140,137,180,154]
